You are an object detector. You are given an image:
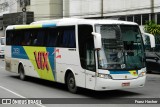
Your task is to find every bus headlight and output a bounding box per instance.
[98,73,112,79]
[138,72,146,77]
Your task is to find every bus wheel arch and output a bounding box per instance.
[18,63,26,80]
[65,70,77,93]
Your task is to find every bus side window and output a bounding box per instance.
[36,30,45,46]
[23,29,45,46]
[78,25,96,71]
[56,26,76,48]
[13,30,24,46]
[47,29,58,47]
[6,31,14,45]
[56,28,64,47]
[63,29,76,48]
[22,31,31,46]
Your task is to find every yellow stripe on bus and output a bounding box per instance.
[15,24,42,29]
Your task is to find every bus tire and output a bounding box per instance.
[18,64,26,80]
[67,73,77,93]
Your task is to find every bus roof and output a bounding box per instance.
[6,18,138,30]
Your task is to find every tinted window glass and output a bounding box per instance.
[13,30,24,45]
[78,25,95,71]
[23,31,31,45]
[6,26,76,48]
[6,31,14,45]
[47,30,58,47]
[56,26,76,48]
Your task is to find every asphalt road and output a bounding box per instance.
[0,58,160,107]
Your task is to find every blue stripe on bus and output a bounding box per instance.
[12,46,29,59]
[109,71,130,74]
[42,23,56,28]
[46,47,55,79]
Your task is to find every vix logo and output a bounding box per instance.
[52,49,61,59]
[34,51,50,71]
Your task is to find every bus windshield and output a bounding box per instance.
[96,25,145,70]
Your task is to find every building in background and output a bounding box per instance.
[27,0,63,21]
[0,0,9,37]
[63,0,160,32]
[0,0,31,37]
[1,0,160,37]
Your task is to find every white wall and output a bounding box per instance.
[64,0,160,18]
[154,0,160,13]
[27,0,63,21]
[64,0,101,18]
[103,0,151,16]
[9,0,19,13]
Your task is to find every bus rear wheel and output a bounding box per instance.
[67,73,77,93]
[19,64,26,80]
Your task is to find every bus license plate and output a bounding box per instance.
[122,82,130,87]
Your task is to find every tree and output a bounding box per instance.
[144,21,160,51]
[144,20,160,36]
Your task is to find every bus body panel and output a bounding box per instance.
[55,48,85,87]
[5,46,12,71]
[85,70,96,89]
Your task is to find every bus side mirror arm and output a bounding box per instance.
[142,33,155,48]
[92,32,102,50]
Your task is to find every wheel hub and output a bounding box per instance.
[69,78,74,88]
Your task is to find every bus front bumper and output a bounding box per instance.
[95,76,146,91]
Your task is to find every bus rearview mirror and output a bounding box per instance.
[142,33,155,48]
[92,32,102,49]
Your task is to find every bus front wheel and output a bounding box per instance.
[67,73,77,93]
[18,64,26,80]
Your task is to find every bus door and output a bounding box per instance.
[78,25,96,89]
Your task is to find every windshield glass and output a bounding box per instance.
[96,25,145,70]
[1,38,5,45]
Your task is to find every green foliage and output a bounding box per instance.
[144,20,160,36]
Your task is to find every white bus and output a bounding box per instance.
[5,18,155,93]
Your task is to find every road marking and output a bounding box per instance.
[0,85,46,107]
[0,86,25,98]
